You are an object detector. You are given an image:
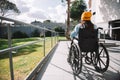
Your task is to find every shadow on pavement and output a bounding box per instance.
[49,62,120,80]
[74,64,120,80]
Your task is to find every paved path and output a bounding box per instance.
[36,41,120,80]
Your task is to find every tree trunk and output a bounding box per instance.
[66,0,70,40]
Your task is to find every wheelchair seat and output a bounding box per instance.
[78,28,98,52]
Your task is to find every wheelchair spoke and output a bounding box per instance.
[98,60,102,69]
[93,43,109,73]
[96,51,107,68]
[99,58,106,67]
[99,48,104,55]
[100,52,107,58]
[69,44,82,75]
[99,49,107,67]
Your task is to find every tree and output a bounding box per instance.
[45,31,52,37]
[61,0,86,39]
[12,31,29,39]
[31,29,40,37]
[43,20,51,23]
[0,0,20,17]
[61,0,71,39]
[54,27,65,36]
[54,27,65,32]
[70,0,86,21]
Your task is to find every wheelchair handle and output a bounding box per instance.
[73,37,79,41]
[97,27,103,30]
[71,37,78,45]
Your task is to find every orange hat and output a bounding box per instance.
[81,11,92,20]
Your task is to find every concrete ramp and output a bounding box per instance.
[35,41,120,80]
[36,41,74,80]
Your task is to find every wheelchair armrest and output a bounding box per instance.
[71,37,78,45]
[73,37,79,41]
[97,27,103,30]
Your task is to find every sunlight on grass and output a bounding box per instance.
[0,37,66,80]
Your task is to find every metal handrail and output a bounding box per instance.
[0,16,56,32]
[0,16,59,80]
[0,39,43,54]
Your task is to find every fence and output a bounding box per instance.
[0,16,61,80]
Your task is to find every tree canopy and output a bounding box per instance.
[0,0,20,16]
[54,27,65,36]
[54,27,65,33]
[43,20,51,23]
[70,0,87,21]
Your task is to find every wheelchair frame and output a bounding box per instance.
[67,28,109,75]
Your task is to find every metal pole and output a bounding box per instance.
[54,33,55,45]
[57,32,59,42]
[8,24,14,80]
[55,33,57,43]
[55,32,56,44]
[56,32,57,43]
[43,26,45,56]
[51,32,53,48]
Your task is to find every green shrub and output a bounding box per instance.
[54,27,65,36]
[31,29,40,37]
[45,31,51,37]
[12,31,29,38]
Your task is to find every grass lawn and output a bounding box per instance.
[0,37,66,80]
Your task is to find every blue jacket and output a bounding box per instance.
[70,23,97,39]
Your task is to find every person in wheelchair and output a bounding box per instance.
[68,11,109,74]
[70,11,97,40]
[68,11,98,63]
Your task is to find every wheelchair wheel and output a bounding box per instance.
[93,43,109,73]
[67,44,75,65]
[70,44,82,75]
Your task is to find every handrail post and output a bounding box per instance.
[56,32,58,42]
[57,32,59,42]
[51,32,53,48]
[54,32,55,44]
[55,32,57,44]
[43,26,46,56]
[8,24,14,80]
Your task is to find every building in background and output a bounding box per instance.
[90,0,120,40]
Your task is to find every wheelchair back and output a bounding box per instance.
[78,28,98,52]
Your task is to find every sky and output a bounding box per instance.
[9,0,88,23]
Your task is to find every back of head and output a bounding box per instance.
[81,11,92,21]
[81,11,94,29]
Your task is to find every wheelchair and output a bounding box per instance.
[67,27,109,75]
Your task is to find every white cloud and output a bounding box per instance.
[9,0,67,23]
[47,5,67,23]
[28,9,49,20]
[56,5,66,15]
[16,13,29,22]
[15,0,30,13]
